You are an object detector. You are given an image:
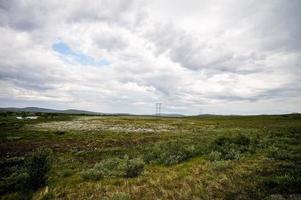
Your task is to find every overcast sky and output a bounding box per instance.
[0,0,300,115]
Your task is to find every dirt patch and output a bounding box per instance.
[0,136,159,157]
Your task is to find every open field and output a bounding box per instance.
[0,114,301,200]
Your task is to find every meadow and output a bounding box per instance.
[0,113,300,200]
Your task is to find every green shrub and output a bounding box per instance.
[94,157,122,177]
[122,156,144,178]
[0,148,53,195]
[26,148,53,189]
[207,151,222,161]
[224,148,241,160]
[210,134,252,160]
[267,146,297,161]
[81,168,103,181]
[232,134,251,146]
[81,156,145,180]
[144,140,198,165]
[0,148,52,194]
[211,160,231,171]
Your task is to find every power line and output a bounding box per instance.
[156,103,162,116]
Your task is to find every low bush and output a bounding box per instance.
[26,147,53,189]
[207,151,222,161]
[81,156,145,180]
[81,168,103,181]
[144,140,199,165]
[224,148,242,160]
[267,146,297,161]
[0,148,53,195]
[210,134,252,160]
[122,156,144,178]
[94,157,122,177]
[211,160,231,171]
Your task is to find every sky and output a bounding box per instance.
[0,0,300,115]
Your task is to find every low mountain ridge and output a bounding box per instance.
[0,107,100,115]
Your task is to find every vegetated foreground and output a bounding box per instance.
[0,114,300,200]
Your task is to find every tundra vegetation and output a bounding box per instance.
[0,113,300,199]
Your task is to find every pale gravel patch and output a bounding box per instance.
[24,118,175,133]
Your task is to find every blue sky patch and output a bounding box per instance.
[52,41,109,66]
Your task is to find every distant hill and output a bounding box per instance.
[196,114,220,117]
[156,113,185,117]
[194,114,241,118]
[0,107,186,117]
[0,107,101,115]
[195,113,301,117]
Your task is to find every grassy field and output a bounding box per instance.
[0,114,300,200]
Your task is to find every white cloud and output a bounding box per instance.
[0,0,300,114]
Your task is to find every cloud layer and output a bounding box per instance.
[0,0,300,114]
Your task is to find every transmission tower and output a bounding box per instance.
[156,103,162,116]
